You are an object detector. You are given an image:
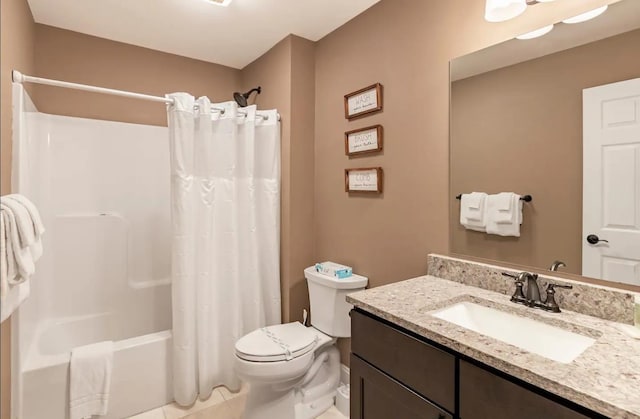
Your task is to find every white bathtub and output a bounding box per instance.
[11,102,174,419]
[22,313,173,419]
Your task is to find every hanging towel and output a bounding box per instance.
[0,204,35,279]
[1,213,7,298]
[460,192,488,232]
[0,198,35,248]
[70,341,114,419]
[0,281,30,323]
[6,194,45,236]
[486,193,523,237]
[1,197,42,260]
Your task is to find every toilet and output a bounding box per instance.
[234,266,368,419]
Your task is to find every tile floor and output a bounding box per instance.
[128,384,347,419]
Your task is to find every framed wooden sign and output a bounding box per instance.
[345,167,383,193]
[345,125,383,156]
[344,83,383,120]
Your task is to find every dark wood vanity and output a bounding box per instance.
[350,309,606,419]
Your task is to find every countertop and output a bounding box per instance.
[347,275,640,419]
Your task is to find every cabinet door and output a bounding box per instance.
[459,361,591,419]
[351,310,456,411]
[351,355,452,419]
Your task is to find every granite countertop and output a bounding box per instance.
[347,275,640,419]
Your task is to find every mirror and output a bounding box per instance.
[450,0,640,287]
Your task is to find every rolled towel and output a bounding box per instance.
[70,341,114,419]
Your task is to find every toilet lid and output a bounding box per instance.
[235,322,318,362]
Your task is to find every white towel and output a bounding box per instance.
[1,210,19,288]
[0,205,35,279]
[486,193,523,237]
[1,213,7,298]
[0,198,42,260]
[0,280,30,323]
[5,194,45,236]
[70,341,114,419]
[460,192,488,232]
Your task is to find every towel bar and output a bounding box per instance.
[455,194,532,202]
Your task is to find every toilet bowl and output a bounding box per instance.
[234,266,368,419]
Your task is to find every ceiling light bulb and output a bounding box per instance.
[562,5,608,24]
[485,0,528,23]
[516,24,554,40]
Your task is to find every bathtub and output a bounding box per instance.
[11,101,175,419]
[22,313,173,419]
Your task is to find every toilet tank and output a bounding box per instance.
[304,266,368,338]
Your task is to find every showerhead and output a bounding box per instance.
[233,86,262,107]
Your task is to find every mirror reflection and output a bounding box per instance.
[450,0,640,286]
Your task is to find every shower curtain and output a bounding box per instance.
[167,93,281,405]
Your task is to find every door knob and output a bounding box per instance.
[587,234,609,245]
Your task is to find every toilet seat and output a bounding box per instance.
[236,322,318,362]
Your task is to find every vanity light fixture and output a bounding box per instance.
[485,0,528,23]
[516,24,554,40]
[562,5,608,24]
[206,0,233,6]
[485,0,558,23]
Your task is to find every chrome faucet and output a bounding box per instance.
[549,260,566,272]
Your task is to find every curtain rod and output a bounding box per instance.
[11,70,280,121]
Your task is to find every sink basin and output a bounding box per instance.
[431,302,595,363]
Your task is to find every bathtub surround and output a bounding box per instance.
[167,95,281,405]
[14,105,173,419]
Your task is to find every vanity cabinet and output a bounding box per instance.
[351,309,601,419]
[351,355,451,419]
[459,361,590,419]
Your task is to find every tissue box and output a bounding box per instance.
[315,262,352,279]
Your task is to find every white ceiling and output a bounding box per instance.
[26,0,381,69]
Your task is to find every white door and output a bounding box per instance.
[583,78,640,285]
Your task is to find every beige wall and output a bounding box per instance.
[312,0,617,364]
[240,35,316,324]
[33,25,240,125]
[451,29,640,275]
[0,0,35,416]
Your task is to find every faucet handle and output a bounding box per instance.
[502,272,526,303]
[543,283,573,313]
[501,272,520,281]
[547,283,572,291]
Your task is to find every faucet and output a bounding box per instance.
[502,271,541,307]
[503,271,573,313]
[549,260,566,272]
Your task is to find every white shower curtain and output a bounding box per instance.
[167,93,281,405]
